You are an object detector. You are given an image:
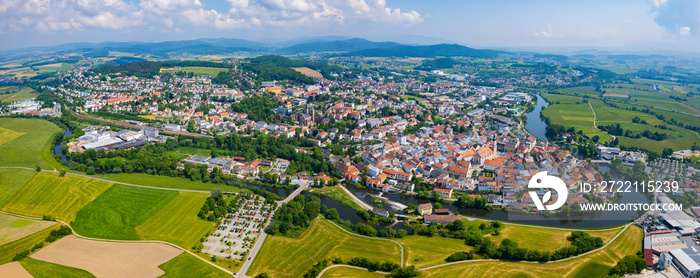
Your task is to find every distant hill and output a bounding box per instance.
[344,44,503,58]
[278,38,403,54]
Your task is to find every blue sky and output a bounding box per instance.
[1,0,697,51]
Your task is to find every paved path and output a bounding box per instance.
[0,211,233,276]
[316,264,390,278]
[589,102,598,128]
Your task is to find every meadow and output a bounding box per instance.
[416,225,641,278]
[396,235,475,267]
[540,97,612,142]
[20,258,95,278]
[158,252,231,278]
[247,218,401,278]
[485,224,622,252]
[0,86,39,103]
[72,184,177,240]
[3,172,112,222]
[91,172,249,193]
[319,265,387,278]
[0,118,62,169]
[136,192,216,249]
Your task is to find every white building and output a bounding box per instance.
[669,248,700,278]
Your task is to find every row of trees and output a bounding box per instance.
[266,195,321,236]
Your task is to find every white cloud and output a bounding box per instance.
[680,26,691,35]
[533,24,553,37]
[181,8,246,29]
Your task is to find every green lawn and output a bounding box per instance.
[158,252,230,278]
[396,235,475,267]
[91,173,249,193]
[0,118,62,169]
[319,265,386,278]
[72,184,177,240]
[0,86,38,103]
[541,100,612,142]
[0,168,37,207]
[418,225,642,278]
[312,186,363,211]
[485,224,622,252]
[137,192,216,249]
[3,171,112,222]
[247,218,401,278]
[20,257,95,278]
[161,67,228,76]
[0,214,56,245]
[0,224,58,264]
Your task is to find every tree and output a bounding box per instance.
[255,273,271,278]
[211,188,223,200]
[662,148,673,157]
[434,202,443,209]
[86,167,96,175]
[35,166,41,172]
[59,170,66,177]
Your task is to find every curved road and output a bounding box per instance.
[316,265,389,278]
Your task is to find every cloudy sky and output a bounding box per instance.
[1,0,698,51]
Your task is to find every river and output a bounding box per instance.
[524,94,549,141]
[54,128,72,165]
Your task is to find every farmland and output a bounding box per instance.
[158,252,231,278]
[0,118,62,169]
[540,95,612,143]
[247,218,401,278]
[20,258,95,278]
[91,172,249,193]
[319,266,387,278]
[485,224,622,252]
[136,191,216,249]
[292,67,323,78]
[30,235,182,278]
[0,224,58,264]
[72,184,177,240]
[0,214,56,245]
[3,172,112,222]
[0,169,37,207]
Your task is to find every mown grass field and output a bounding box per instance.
[418,225,642,278]
[137,192,216,249]
[0,214,56,245]
[20,257,95,278]
[540,98,612,142]
[72,184,177,240]
[247,218,401,278]
[486,224,623,252]
[161,67,228,76]
[3,172,112,222]
[0,86,38,103]
[396,235,475,267]
[0,169,37,207]
[0,224,58,264]
[91,172,249,193]
[319,266,387,278]
[158,252,230,278]
[0,118,62,169]
[0,127,24,145]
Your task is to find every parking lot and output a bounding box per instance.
[202,196,273,261]
[270,158,290,175]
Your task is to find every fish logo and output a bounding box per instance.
[528,171,568,211]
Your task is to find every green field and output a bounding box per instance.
[0,118,62,169]
[418,225,642,278]
[91,172,249,193]
[20,258,95,278]
[540,97,612,142]
[248,218,401,278]
[485,224,622,252]
[0,214,56,245]
[72,184,177,240]
[396,235,475,267]
[158,252,231,278]
[161,67,228,76]
[319,265,386,278]
[0,169,37,207]
[0,224,58,264]
[0,86,38,103]
[3,172,112,222]
[312,186,363,211]
[137,192,216,248]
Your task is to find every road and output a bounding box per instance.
[66,106,213,139]
[236,183,309,278]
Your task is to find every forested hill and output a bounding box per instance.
[344,44,503,58]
